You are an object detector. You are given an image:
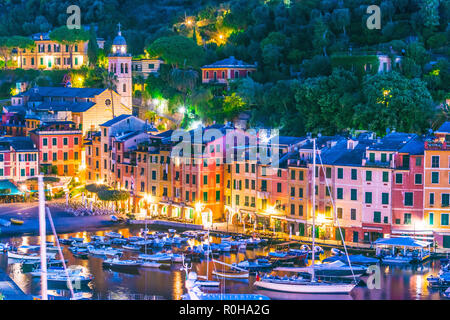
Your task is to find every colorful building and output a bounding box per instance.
[16,32,88,70]
[424,122,450,248]
[201,56,257,86]
[30,121,82,176]
[0,137,38,182]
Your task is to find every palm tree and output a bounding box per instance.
[101,70,118,118]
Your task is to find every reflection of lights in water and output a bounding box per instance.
[415,275,422,297]
[172,271,183,300]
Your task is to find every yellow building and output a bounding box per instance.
[18,32,88,70]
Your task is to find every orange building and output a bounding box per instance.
[424,122,450,248]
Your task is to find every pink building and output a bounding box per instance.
[391,136,426,238]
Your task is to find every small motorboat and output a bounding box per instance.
[212,269,249,279]
[140,261,161,269]
[183,272,269,300]
[59,238,75,245]
[194,279,220,288]
[8,251,56,261]
[103,258,141,272]
[427,272,450,288]
[73,251,89,259]
[331,248,344,256]
[69,237,84,243]
[128,236,145,242]
[10,218,24,225]
[87,245,122,258]
[122,244,142,251]
[110,238,128,245]
[139,253,172,263]
[105,231,123,239]
[234,259,273,271]
[47,272,93,288]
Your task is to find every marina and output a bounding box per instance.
[0,225,448,300]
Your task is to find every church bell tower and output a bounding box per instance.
[107,23,132,109]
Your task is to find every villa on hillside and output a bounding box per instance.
[201,56,257,86]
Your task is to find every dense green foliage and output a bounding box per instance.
[97,189,130,202]
[0,0,448,135]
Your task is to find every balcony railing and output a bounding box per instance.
[425,141,450,150]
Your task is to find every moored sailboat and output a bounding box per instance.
[253,138,357,294]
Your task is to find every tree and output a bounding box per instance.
[294,69,361,135]
[169,67,199,110]
[222,93,247,120]
[50,26,90,69]
[0,37,11,69]
[312,16,330,56]
[353,72,435,135]
[147,36,205,68]
[7,36,34,68]
[420,0,440,29]
[87,26,99,67]
[101,70,118,118]
[331,8,350,36]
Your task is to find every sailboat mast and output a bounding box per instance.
[38,175,48,300]
[311,139,316,282]
[206,228,209,279]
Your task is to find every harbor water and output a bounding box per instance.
[0,226,447,300]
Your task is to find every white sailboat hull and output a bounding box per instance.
[212,270,249,279]
[253,280,356,294]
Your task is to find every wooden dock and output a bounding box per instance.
[0,270,31,300]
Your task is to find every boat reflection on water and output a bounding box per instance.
[0,226,447,300]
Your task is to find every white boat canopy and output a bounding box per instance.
[374,237,431,248]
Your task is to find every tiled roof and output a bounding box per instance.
[368,132,417,151]
[436,122,450,133]
[16,87,106,99]
[100,114,134,127]
[0,137,37,152]
[32,101,96,113]
[202,56,256,69]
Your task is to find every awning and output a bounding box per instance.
[0,180,22,196]
[374,236,432,248]
[363,226,383,231]
[391,230,433,235]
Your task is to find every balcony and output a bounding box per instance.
[364,160,392,168]
[425,141,450,150]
